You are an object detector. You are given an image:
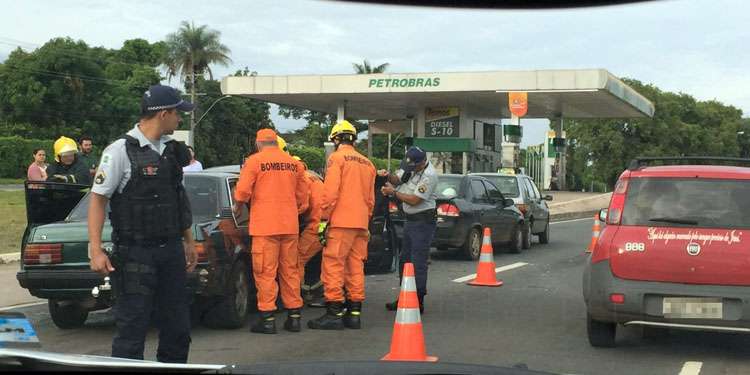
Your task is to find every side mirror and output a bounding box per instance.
[599,208,608,223]
[504,198,515,207]
[543,195,553,201]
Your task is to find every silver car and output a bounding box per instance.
[471,173,552,248]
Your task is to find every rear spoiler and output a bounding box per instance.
[628,157,750,171]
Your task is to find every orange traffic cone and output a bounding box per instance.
[468,228,503,287]
[586,215,601,253]
[382,263,438,362]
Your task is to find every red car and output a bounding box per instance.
[583,157,750,347]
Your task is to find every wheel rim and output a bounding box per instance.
[235,270,248,317]
[471,231,481,257]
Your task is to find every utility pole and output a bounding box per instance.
[188,53,196,147]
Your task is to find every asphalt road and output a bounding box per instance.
[5,218,750,375]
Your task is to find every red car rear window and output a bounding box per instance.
[621,177,750,229]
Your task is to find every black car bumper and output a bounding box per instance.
[433,217,469,249]
[583,259,750,330]
[18,267,204,300]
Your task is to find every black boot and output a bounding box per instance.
[284,308,301,332]
[307,302,345,330]
[343,301,362,329]
[385,299,399,311]
[250,311,276,334]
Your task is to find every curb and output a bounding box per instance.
[550,210,601,223]
[0,252,20,265]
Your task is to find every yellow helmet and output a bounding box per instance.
[291,155,302,162]
[276,135,288,153]
[53,136,78,162]
[329,120,357,141]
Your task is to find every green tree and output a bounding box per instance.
[562,79,744,189]
[162,21,231,145]
[352,59,390,74]
[191,69,272,167]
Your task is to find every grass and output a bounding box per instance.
[0,178,24,185]
[0,191,26,254]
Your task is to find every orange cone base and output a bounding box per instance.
[467,262,503,287]
[381,324,438,362]
[468,279,503,287]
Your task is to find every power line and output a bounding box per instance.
[2,65,130,86]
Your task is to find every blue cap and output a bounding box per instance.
[142,85,195,112]
[403,146,427,172]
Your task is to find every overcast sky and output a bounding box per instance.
[1,0,748,147]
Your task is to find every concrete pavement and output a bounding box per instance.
[3,218,748,374]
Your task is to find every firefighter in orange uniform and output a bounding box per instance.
[292,156,325,300]
[233,128,308,334]
[308,120,375,330]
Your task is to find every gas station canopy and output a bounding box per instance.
[220,69,654,120]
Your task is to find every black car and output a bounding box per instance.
[390,174,525,260]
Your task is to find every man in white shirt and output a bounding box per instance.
[183,146,203,172]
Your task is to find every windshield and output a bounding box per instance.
[66,176,223,224]
[622,178,750,229]
[481,176,520,198]
[435,176,463,198]
[4,0,750,373]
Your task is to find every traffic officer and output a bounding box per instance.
[233,128,308,334]
[88,84,196,363]
[293,156,325,304]
[308,120,375,330]
[380,146,438,314]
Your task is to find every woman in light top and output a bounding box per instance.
[27,148,48,181]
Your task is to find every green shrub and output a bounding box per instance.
[0,137,55,179]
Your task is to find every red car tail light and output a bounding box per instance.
[437,203,460,217]
[24,243,63,265]
[609,293,625,304]
[194,242,208,263]
[388,201,398,214]
[607,179,629,225]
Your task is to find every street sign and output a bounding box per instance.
[425,107,460,137]
[508,92,528,117]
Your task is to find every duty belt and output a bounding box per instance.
[404,209,437,223]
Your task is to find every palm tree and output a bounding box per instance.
[162,21,231,146]
[352,59,389,74]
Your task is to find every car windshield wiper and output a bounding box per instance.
[648,217,698,225]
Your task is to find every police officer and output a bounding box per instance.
[88,85,196,363]
[380,146,438,314]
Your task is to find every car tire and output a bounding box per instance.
[587,313,616,347]
[48,299,88,329]
[202,261,250,329]
[462,228,482,261]
[508,224,523,254]
[521,221,532,250]
[538,219,550,244]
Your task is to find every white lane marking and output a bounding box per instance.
[0,301,46,312]
[452,262,528,283]
[550,217,594,225]
[678,361,702,375]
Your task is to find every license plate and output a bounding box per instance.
[663,297,723,319]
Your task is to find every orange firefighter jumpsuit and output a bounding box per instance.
[320,144,376,303]
[235,146,308,312]
[298,170,325,284]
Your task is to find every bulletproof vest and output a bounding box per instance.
[109,135,186,243]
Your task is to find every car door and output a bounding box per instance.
[469,178,503,242]
[523,177,547,233]
[483,180,516,239]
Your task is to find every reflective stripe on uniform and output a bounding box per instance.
[395,308,421,324]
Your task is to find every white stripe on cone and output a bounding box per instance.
[395,308,422,324]
[401,276,417,292]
